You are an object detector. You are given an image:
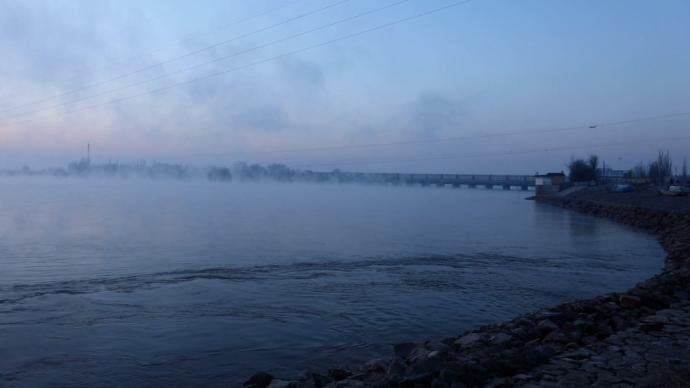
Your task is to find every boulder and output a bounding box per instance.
[312,372,332,387]
[267,380,299,388]
[364,359,388,373]
[537,319,558,334]
[328,368,353,381]
[454,333,483,348]
[619,294,642,309]
[393,342,417,359]
[491,333,513,345]
[244,372,274,388]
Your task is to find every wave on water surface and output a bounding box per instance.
[0,252,601,306]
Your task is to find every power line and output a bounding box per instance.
[179,109,690,162]
[287,134,690,170]
[0,0,308,109]
[3,0,473,127]
[3,0,410,123]
[2,0,348,116]
[89,0,307,74]
[245,110,690,155]
[0,0,307,109]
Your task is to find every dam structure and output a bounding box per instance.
[302,171,537,191]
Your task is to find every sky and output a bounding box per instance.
[0,0,689,174]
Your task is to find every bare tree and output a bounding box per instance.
[648,150,673,186]
[631,162,647,178]
[588,154,599,180]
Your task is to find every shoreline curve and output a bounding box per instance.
[245,186,690,387]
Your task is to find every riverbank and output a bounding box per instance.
[245,186,690,387]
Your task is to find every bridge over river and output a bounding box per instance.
[302,171,537,191]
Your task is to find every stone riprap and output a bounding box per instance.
[245,187,690,387]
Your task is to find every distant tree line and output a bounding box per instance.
[207,162,299,182]
[568,150,688,186]
[627,150,685,186]
[67,159,193,179]
[4,159,448,186]
[4,159,307,183]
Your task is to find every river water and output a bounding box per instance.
[0,178,664,386]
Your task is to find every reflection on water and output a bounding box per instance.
[0,178,664,386]
[565,211,600,238]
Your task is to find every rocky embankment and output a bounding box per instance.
[245,187,690,387]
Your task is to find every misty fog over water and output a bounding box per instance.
[0,178,664,385]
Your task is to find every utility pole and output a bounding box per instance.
[87,142,91,164]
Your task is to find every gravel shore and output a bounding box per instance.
[245,186,690,387]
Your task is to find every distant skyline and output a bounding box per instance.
[1,0,689,173]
